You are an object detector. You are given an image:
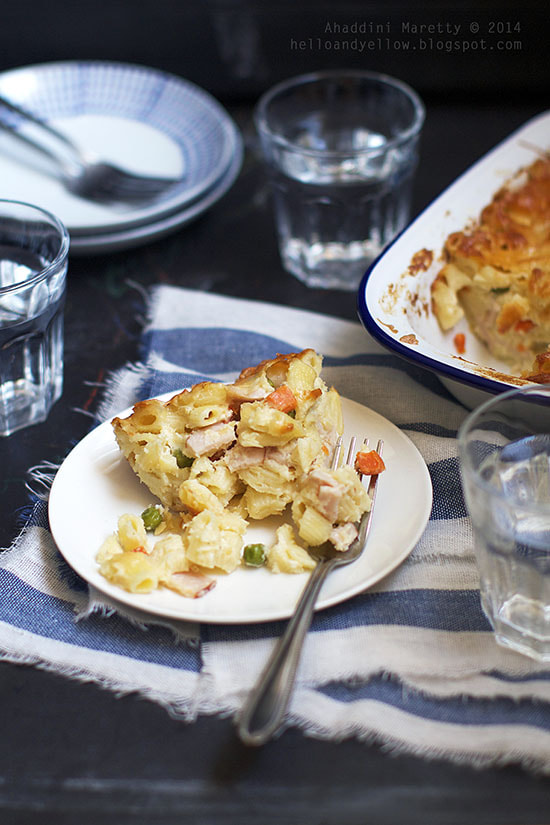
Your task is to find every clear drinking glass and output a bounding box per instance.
[458,385,550,661]
[0,200,69,436]
[255,70,425,290]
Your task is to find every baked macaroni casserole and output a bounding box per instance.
[431,155,550,380]
[96,349,383,599]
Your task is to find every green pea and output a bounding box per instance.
[141,505,163,532]
[243,543,267,567]
[172,448,194,468]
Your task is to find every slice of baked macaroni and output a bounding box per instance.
[97,350,377,598]
[431,156,550,379]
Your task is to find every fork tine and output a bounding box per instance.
[97,178,169,194]
[104,179,173,195]
[345,435,357,466]
[105,170,179,188]
[367,439,384,492]
[331,435,343,470]
[71,164,180,202]
[356,439,384,548]
[118,187,171,200]
[347,436,368,470]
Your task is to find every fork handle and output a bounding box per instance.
[0,94,81,175]
[237,556,336,746]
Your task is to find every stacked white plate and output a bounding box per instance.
[0,61,243,254]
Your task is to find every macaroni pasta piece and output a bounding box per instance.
[267,524,316,574]
[184,509,247,573]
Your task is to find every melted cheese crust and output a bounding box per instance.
[431,156,550,379]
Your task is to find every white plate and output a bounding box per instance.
[49,395,432,624]
[69,135,243,255]
[0,61,240,236]
[358,111,550,409]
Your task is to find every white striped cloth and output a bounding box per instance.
[2,286,550,772]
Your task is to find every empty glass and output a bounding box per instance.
[0,200,69,436]
[255,70,425,290]
[458,385,550,661]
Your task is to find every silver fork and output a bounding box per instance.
[0,93,183,204]
[237,435,384,746]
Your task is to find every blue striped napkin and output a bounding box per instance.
[2,286,550,770]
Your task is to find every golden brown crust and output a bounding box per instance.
[431,155,550,376]
[111,349,341,515]
[408,248,434,275]
[445,157,550,271]
[237,349,317,382]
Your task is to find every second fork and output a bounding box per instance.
[237,436,384,747]
[0,93,183,204]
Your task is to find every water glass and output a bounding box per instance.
[255,70,425,290]
[458,385,550,661]
[0,200,69,436]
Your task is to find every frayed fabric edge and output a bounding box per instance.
[2,500,45,553]
[94,361,150,423]
[21,359,148,505]
[4,638,548,776]
[25,461,61,501]
[195,690,550,777]
[0,648,199,722]
[293,714,550,777]
[145,284,163,331]
[78,589,200,648]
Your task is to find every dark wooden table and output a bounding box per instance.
[2,100,550,824]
